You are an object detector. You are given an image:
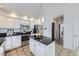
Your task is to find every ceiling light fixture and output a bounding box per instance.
[42,17,44,22]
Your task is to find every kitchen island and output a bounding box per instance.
[30,36,55,56]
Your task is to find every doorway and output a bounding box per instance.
[54,15,64,46]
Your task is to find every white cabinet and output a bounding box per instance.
[45,42,55,56]
[30,22,35,30]
[0,15,7,28]
[12,36,21,49]
[0,43,4,56]
[14,19,20,28]
[36,42,46,56]
[7,17,14,28]
[4,36,21,51]
[20,20,29,25]
[4,37,12,51]
[30,38,36,55]
[30,38,55,56]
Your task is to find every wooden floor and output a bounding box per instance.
[5,40,77,56]
[5,40,33,56]
[55,39,77,56]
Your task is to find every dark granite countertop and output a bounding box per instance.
[0,31,32,38]
[30,36,54,45]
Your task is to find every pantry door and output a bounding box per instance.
[64,15,74,49]
[74,16,79,49]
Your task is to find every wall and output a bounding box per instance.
[40,4,64,38]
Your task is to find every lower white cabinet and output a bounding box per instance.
[30,38,55,56]
[4,36,21,51]
[4,37,12,51]
[12,36,21,49]
[0,43,4,56]
[36,42,46,56]
[45,42,55,56]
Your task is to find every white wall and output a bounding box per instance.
[39,4,64,38]
[33,3,79,49]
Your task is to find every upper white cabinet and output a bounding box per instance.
[20,20,29,25]
[0,14,28,28]
[7,17,14,28]
[14,19,20,28]
[0,15,7,28]
[30,21,35,30]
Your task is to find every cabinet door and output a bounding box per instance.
[4,37,12,51]
[46,42,55,56]
[7,17,14,28]
[14,19,20,28]
[64,15,74,49]
[20,20,29,25]
[0,15,7,28]
[30,22,35,30]
[74,16,79,49]
[12,36,21,49]
[30,38,36,55]
[36,42,45,56]
[0,43,4,56]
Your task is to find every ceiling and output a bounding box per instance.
[1,3,43,17]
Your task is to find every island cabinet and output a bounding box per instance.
[35,42,46,56]
[4,36,21,51]
[30,38,55,56]
[0,43,4,56]
[30,38,36,55]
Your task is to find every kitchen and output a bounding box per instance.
[1,3,79,56]
[0,3,55,56]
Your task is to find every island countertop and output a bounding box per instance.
[30,36,55,45]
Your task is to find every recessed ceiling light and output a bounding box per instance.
[30,18,34,21]
[38,19,41,23]
[9,12,18,18]
[23,16,28,20]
